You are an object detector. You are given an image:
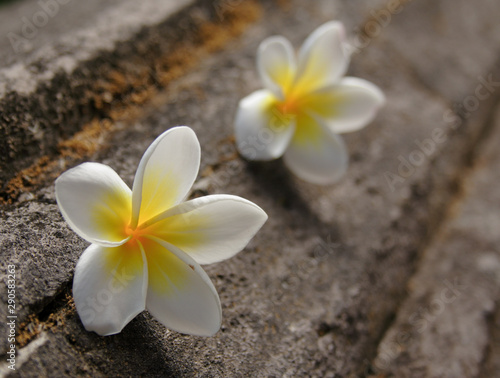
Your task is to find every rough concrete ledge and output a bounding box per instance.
[373,105,500,377]
[0,0,264,201]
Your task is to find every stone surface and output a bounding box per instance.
[378,0,500,103]
[0,0,499,376]
[373,107,500,377]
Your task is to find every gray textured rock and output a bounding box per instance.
[373,107,500,378]
[379,0,500,102]
[0,0,499,376]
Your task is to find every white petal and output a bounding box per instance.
[235,90,296,160]
[72,243,148,336]
[140,194,268,265]
[293,21,350,94]
[131,127,200,228]
[142,237,221,336]
[55,163,132,246]
[306,77,385,134]
[284,113,348,185]
[257,36,297,99]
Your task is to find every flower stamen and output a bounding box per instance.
[125,225,143,241]
[276,96,300,116]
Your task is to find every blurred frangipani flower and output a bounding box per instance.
[56,126,267,336]
[235,21,385,184]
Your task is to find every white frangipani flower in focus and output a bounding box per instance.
[235,21,385,184]
[55,126,267,336]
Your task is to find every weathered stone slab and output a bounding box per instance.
[372,106,500,377]
[378,0,500,102]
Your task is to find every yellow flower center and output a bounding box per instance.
[274,92,325,148]
[276,95,301,116]
[125,224,147,243]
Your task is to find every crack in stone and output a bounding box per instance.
[367,63,500,375]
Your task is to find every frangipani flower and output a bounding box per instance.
[235,21,385,184]
[55,126,267,336]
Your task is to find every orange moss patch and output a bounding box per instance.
[93,0,262,111]
[58,119,114,159]
[1,119,115,204]
[3,156,52,203]
[200,1,262,51]
[17,293,76,348]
